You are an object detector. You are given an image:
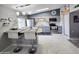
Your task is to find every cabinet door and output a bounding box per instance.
[43,26,50,32]
[58,26,62,33]
[24,32,36,40]
[8,32,18,39]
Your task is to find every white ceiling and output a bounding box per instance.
[1,4,64,15]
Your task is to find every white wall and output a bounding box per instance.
[0,5,17,38]
[60,13,64,34]
[60,5,70,37]
[0,5,17,51]
[64,13,70,36]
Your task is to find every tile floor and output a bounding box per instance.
[0,45,39,54]
[37,33,79,54]
[1,33,79,54]
[69,40,79,48]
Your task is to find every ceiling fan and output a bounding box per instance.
[16,4,31,8]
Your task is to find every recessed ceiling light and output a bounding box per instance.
[22,12,26,15]
[16,12,20,16]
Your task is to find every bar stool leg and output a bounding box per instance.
[13,35,23,53]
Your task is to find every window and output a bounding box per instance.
[18,17,26,29]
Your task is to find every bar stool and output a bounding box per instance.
[24,30,37,54]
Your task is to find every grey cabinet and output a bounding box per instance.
[58,26,62,34]
[42,26,50,33]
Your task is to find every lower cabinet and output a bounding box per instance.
[42,26,50,33]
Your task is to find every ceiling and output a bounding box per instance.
[1,4,64,15]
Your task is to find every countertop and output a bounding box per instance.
[7,28,36,33]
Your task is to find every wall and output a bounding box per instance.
[60,13,70,37]
[64,13,70,37]
[0,5,17,51]
[28,9,60,26]
[60,8,65,34]
[0,6,17,31]
[60,4,78,38]
[60,5,70,37]
[70,11,79,38]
